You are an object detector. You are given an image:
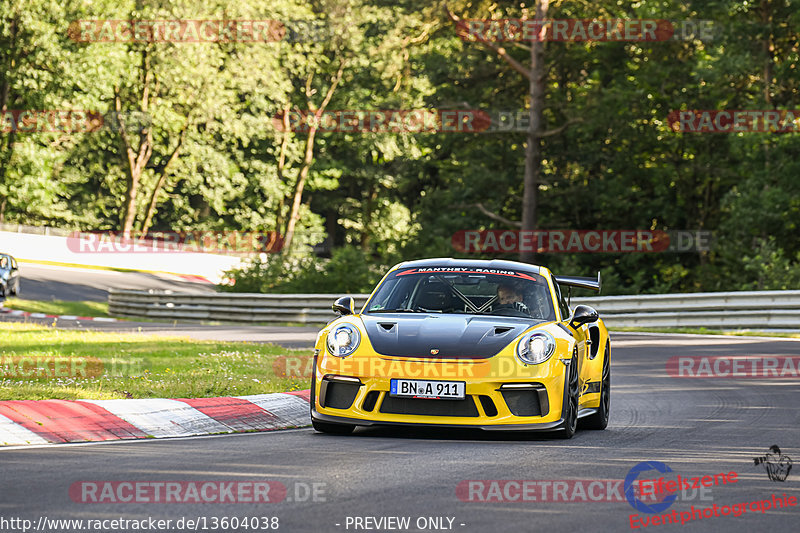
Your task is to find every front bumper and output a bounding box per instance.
[312,356,569,430]
[311,411,567,432]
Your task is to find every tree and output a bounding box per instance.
[444,1,581,263]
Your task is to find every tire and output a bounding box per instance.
[583,341,611,430]
[558,349,579,439]
[312,419,355,435]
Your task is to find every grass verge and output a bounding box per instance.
[2,298,110,318]
[611,327,800,339]
[0,322,311,400]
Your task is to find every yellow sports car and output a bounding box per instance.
[311,258,610,439]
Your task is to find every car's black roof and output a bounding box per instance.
[391,257,541,275]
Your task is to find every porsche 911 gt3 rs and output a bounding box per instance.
[311,258,610,439]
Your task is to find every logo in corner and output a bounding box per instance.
[624,461,677,514]
[753,445,792,482]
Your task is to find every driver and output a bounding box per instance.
[495,283,523,308]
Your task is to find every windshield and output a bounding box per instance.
[364,266,556,320]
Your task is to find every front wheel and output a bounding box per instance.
[583,341,610,430]
[558,349,579,439]
[312,419,355,435]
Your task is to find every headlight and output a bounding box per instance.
[326,324,361,357]
[516,331,555,365]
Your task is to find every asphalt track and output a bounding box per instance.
[1,333,798,533]
[15,263,216,302]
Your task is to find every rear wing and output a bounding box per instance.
[553,272,601,293]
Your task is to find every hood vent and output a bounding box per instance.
[361,314,540,359]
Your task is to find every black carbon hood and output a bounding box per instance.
[360,314,541,359]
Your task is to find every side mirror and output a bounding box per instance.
[568,304,598,329]
[332,296,355,316]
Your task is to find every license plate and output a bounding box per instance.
[390,379,465,400]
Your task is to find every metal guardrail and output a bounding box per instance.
[0,223,75,237]
[108,289,800,329]
[572,290,800,329]
[108,290,370,324]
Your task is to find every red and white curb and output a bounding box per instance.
[0,308,118,322]
[0,390,310,446]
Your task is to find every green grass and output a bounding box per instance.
[2,298,110,318]
[0,322,311,400]
[611,327,800,339]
